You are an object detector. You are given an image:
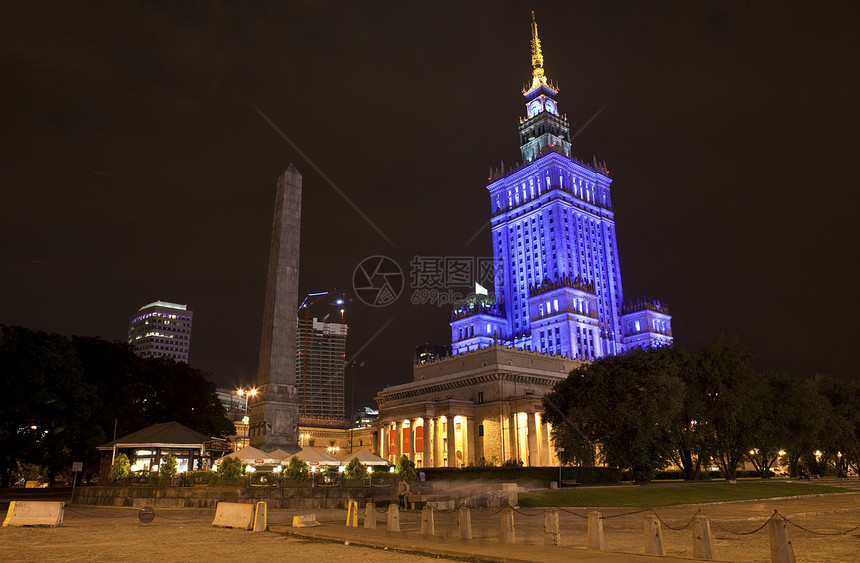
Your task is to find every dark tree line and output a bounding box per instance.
[0,324,234,487]
[542,338,859,482]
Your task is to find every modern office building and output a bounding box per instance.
[296,317,348,418]
[450,13,673,359]
[127,300,193,363]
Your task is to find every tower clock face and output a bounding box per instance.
[528,101,541,117]
[545,99,556,114]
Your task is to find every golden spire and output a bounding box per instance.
[529,11,549,90]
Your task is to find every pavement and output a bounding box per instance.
[267,490,860,562]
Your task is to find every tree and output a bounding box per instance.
[543,347,685,482]
[108,453,130,482]
[344,456,368,480]
[809,374,860,477]
[0,325,102,487]
[394,454,417,483]
[159,453,177,478]
[693,338,765,480]
[283,456,310,482]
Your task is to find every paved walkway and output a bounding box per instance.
[269,491,860,562]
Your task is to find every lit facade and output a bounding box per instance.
[127,300,193,363]
[375,346,579,467]
[296,317,348,418]
[450,14,672,359]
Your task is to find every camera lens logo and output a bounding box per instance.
[353,256,404,307]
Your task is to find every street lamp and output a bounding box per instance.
[300,433,311,448]
[236,388,257,449]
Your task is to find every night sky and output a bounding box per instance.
[2,2,857,411]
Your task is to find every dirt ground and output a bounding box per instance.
[0,507,448,563]
[2,494,860,562]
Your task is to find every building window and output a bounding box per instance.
[478,425,484,437]
[477,392,484,404]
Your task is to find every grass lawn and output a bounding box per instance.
[518,480,848,508]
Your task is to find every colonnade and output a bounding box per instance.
[378,410,558,468]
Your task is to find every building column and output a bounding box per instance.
[430,417,439,468]
[466,417,478,466]
[527,411,539,467]
[509,414,519,463]
[421,420,430,468]
[446,415,457,467]
[379,423,388,459]
[538,414,551,466]
[409,419,417,462]
[394,421,402,461]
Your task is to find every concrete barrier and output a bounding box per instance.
[544,507,560,546]
[692,514,714,560]
[587,511,604,550]
[387,504,400,531]
[364,502,377,529]
[643,514,664,556]
[500,506,515,543]
[768,514,796,563]
[292,514,320,527]
[2,501,64,527]
[420,505,435,536]
[253,502,267,532]
[458,505,472,540]
[211,502,254,530]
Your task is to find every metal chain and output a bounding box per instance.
[706,511,776,536]
[556,507,589,518]
[601,507,651,519]
[781,514,860,536]
[649,508,697,531]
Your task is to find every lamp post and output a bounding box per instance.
[236,388,257,449]
[300,433,311,448]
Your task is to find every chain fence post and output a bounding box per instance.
[768,512,796,563]
[420,505,435,536]
[587,511,604,550]
[692,514,714,560]
[364,501,376,529]
[500,505,516,543]
[643,514,664,555]
[387,503,400,532]
[544,507,560,546]
[458,505,473,540]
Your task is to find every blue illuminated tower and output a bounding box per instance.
[451,13,673,359]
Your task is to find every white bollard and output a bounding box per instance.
[643,514,664,555]
[587,511,604,550]
[387,503,400,532]
[544,507,560,546]
[420,505,435,535]
[364,501,376,529]
[500,506,516,543]
[692,514,714,560]
[768,514,796,563]
[458,505,473,540]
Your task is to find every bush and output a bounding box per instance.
[394,455,417,483]
[344,457,368,480]
[108,454,130,482]
[159,453,177,478]
[282,456,310,482]
[217,456,245,479]
[181,470,216,486]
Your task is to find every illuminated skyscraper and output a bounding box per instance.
[128,300,193,363]
[451,13,672,359]
[296,317,348,418]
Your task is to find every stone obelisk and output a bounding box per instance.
[250,165,302,452]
